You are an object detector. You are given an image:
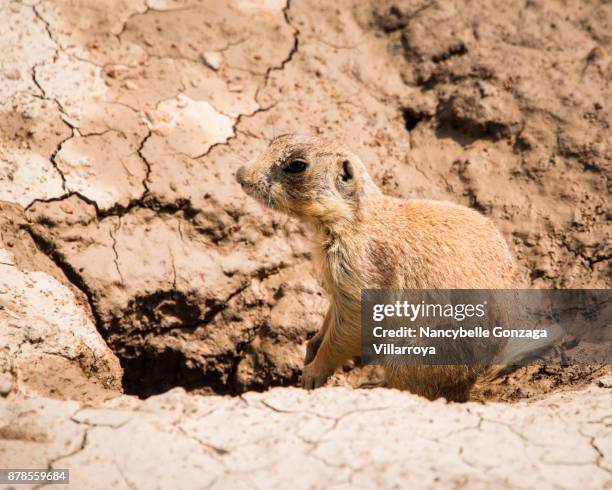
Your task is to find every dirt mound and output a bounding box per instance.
[1,0,610,398]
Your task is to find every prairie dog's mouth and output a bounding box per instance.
[235,167,287,213]
[236,167,262,198]
[239,181,279,211]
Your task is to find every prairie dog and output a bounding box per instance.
[236,134,520,401]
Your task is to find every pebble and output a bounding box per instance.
[202,51,222,71]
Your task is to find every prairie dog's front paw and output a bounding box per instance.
[301,362,333,390]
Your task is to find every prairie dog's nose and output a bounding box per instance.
[236,166,247,186]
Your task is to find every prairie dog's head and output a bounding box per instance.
[236,134,380,227]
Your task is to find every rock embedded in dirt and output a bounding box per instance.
[202,51,223,71]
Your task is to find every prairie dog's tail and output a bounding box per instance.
[479,324,565,383]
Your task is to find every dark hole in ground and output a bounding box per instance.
[118,341,302,399]
[402,107,430,131]
[120,347,229,398]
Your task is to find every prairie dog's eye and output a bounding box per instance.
[283,160,308,173]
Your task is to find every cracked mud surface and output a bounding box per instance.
[2,0,609,399]
[0,0,611,486]
[2,382,612,489]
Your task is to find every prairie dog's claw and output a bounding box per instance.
[301,362,332,389]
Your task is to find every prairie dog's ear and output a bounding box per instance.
[337,158,357,196]
[341,160,354,182]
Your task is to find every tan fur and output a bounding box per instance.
[236,134,521,401]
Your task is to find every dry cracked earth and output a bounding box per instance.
[0,0,611,488]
